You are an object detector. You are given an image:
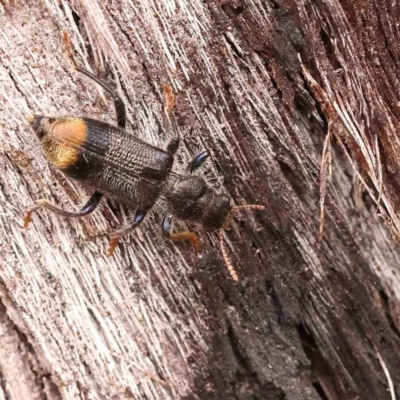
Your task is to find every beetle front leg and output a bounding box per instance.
[24,191,103,228]
[162,213,201,252]
[187,150,209,173]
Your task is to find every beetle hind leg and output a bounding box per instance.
[24,191,103,228]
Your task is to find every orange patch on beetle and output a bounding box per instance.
[43,118,87,170]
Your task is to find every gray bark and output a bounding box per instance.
[1,0,400,399]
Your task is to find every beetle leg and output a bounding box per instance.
[187,150,209,173]
[76,67,127,129]
[162,85,180,155]
[166,138,180,154]
[113,98,127,129]
[24,191,103,228]
[106,209,147,256]
[162,213,201,252]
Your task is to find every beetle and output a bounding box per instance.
[25,68,264,280]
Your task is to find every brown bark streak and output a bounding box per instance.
[1,0,400,399]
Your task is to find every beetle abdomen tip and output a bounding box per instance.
[44,118,88,170]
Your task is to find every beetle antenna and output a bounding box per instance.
[218,203,265,281]
[231,204,266,213]
[219,229,239,281]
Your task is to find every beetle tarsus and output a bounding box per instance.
[23,192,103,229]
[104,209,147,256]
[162,213,201,251]
[107,236,121,257]
[23,209,34,229]
[170,231,201,252]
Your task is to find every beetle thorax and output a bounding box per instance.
[165,175,231,231]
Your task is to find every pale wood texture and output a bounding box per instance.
[1,0,400,399]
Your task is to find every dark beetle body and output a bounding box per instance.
[25,68,264,280]
[24,68,247,272]
[165,176,230,232]
[33,116,174,212]
[29,112,231,233]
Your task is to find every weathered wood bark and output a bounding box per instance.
[1,0,400,399]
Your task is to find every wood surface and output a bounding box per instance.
[1,0,400,399]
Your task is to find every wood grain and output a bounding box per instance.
[1,0,400,399]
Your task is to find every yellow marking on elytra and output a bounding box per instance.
[43,117,87,170]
